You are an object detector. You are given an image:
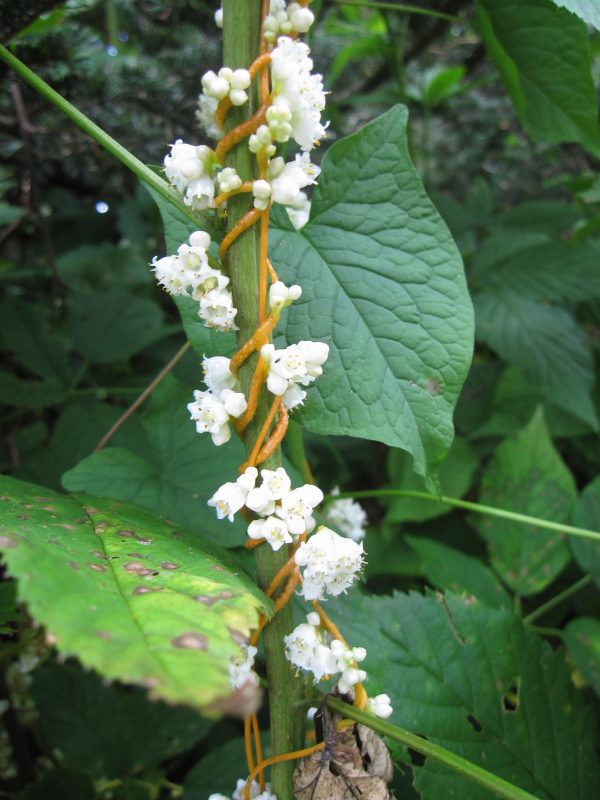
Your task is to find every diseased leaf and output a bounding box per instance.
[476,0,600,155]
[63,377,247,548]
[330,589,600,799]
[406,536,511,608]
[0,475,271,714]
[563,617,600,695]
[571,477,600,587]
[271,105,473,487]
[473,410,575,596]
[475,288,598,429]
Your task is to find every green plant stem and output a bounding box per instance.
[326,697,539,800]
[285,420,314,484]
[329,489,600,543]
[330,0,461,22]
[523,575,593,625]
[0,44,216,237]
[222,4,302,798]
[525,624,564,638]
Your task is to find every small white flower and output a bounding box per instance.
[247,516,293,551]
[217,167,243,194]
[221,389,248,418]
[203,356,237,397]
[246,485,276,517]
[164,141,217,203]
[260,467,293,500]
[269,281,302,313]
[229,644,259,690]
[294,526,364,600]
[252,179,273,210]
[208,467,258,521]
[286,194,311,229]
[338,666,367,694]
[199,287,238,331]
[288,3,314,32]
[268,153,320,208]
[284,617,338,681]
[323,489,368,542]
[214,7,223,27]
[277,484,323,535]
[196,93,220,139]
[187,391,231,446]
[366,694,393,719]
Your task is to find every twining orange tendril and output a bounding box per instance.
[230,314,277,374]
[251,713,265,790]
[311,600,348,645]
[215,102,269,163]
[244,743,326,800]
[267,257,278,283]
[235,359,268,434]
[213,181,254,208]
[219,207,262,263]
[215,96,233,130]
[244,716,256,776]
[259,211,269,323]
[240,396,282,470]
[249,52,272,80]
[255,405,288,465]
[249,568,299,645]
[265,554,297,597]
[245,537,265,549]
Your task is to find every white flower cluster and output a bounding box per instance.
[202,67,252,107]
[187,357,247,446]
[152,231,237,332]
[323,488,368,542]
[294,526,364,600]
[210,779,276,800]
[164,140,218,209]
[251,153,319,214]
[261,340,329,410]
[209,466,323,550]
[263,0,315,44]
[284,614,393,719]
[229,644,259,690]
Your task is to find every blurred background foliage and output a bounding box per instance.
[1,1,600,798]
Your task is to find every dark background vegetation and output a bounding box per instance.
[1,1,599,798]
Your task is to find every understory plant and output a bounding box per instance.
[1,1,600,799]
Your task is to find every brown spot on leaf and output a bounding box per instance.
[161,561,180,570]
[142,677,161,688]
[127,552,145,558]
[0,536,17,549]
[137,537,153,545]
[172,632,208,650]
[84,507,100,515]
[41,506,56,512]
[96,631,112,640]
[124,561,153,576]
[88,563,107,573]
[68,561,80,571]
[95,522,108,533]
[62,524,75,530]
[195,591,235,606]
[132,586,160,595]
[228,627,248,646]
[16,513,29,520]
[212,564,226,572]
[117,529,136,538]
[91,550,108,560]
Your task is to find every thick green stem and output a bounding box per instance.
[523,574,593,625]
[328,489,600,543]
[326,697,539,800]
[0,44,217,238]
[222,3,302,797]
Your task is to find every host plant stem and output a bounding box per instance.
[223,3,303,797]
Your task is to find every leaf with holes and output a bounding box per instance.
[472,409,575,596]
[563,618,600,695]
[476,0,600,155]
[571,477,600,588]
[270,105,473,488]
[329,589,600,799]
[0,475,271,714]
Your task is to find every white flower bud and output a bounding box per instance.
[229,89,248,107]
[231,69,251,90]
[214,7,223,27]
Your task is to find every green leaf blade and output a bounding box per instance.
[271,105,474,487]
[0,475,271,715]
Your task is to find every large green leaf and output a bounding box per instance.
[406,536,511,608]
[271,105,474,487]
[479,242,600,302]
[331,589,600,799]
[472,410,575,596]
[563,617,600,695]
[476,0,600,155]
[549,0,600,28]
[63,377,247,548]
[571,477,600,587]
[386,436,478,523]
[68,290,168,364]
[475,288,598,429]
[0,475,271,713]
[32,661,211,777]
